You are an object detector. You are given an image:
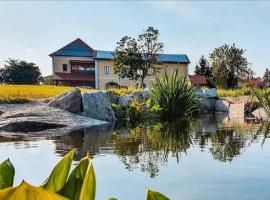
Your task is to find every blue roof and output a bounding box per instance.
[95,50,190,63]
[50,38,94,57]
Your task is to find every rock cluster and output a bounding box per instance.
[48,88,82,113]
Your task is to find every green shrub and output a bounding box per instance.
[151,70,199,119]
[112,99,160,123]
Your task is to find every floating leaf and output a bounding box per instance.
[59,157,90,200]
[79,159,96,200]
[146,189,170,200]
[107,198,118,200]
[0,159,15,189]
[0,181,67,200]
[41,149,76,192]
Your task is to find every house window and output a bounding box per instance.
[63,64,68,72]
[104,66,110,74]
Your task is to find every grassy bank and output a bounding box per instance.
[0,84,91,103]
[0,84,137,103]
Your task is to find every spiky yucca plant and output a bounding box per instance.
[151,70,199,119]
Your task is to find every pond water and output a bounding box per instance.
[0,113,270,200]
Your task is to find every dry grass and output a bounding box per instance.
[0,84,91,103]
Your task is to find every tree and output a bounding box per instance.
[263,68,270,80]
[194,55,212,78]
[1,59,42,84]
[42,75,53,85]
[113,27,164,88]
[209,44,254,88]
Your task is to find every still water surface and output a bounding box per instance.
[0,114,270,200]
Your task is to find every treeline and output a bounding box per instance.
[194,44,254,89]
[0,58,52,85]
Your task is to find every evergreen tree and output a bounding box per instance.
[263,68,270,80]
[194,56,212,78]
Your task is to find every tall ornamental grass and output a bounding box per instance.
[151,70,199,119]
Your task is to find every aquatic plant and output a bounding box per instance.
[0,149,169,200]
[151,70,199,119]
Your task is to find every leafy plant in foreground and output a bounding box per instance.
[151,70,199,119]
[0,150,169,200]
[252,88,270,116]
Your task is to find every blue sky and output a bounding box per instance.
[0,1,270,76]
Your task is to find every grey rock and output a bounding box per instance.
[200,97,216,111]
[215,99,230,112]
[48,88,82,113]
[106,91,120,104]
[195,88,218,98]
[252,108,268,119]
[118,94,133,107]
[130,90,151,102]
[0,104,106,135]
[83,91,116,122]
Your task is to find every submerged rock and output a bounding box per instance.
[48,88,82,113]
[0,104,106,134]
[82,91,116,122]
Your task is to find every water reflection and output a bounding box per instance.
[48,115,270,177]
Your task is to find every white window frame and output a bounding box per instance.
[104,66,110,75]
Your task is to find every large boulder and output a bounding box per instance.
[195,88,218,98]
[82,91,116,122]
[200,97,216,111]
[252,108,268,119]
[48,88,82,113]
[118,90,151,107]
[215,99,230,112]
[118,94,133,107]
[130,90,151,102]
[0,104,106,135]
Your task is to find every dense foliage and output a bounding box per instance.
[43,75,53,85]
[113,27,164,88]
[194,55,212,78]
[151,70,199,119]
[263,68,270,81]
[1,59,42,84]
[209,44,254,88]
[0,150,169,200]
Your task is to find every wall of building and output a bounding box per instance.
[96,60,188,89]
[52,56,94,74]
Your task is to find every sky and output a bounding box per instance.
[0,1,270,76]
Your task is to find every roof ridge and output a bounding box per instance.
[49,38,94,56]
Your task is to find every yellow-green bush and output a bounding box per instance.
[108,87,139,96]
